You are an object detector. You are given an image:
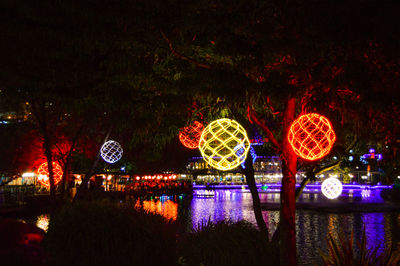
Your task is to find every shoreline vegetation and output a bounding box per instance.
[44,201,280,266]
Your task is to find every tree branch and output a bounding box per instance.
[160,31,211,69]
[315,160,341,175]
[54,143,67,165]
[249,109,281,151]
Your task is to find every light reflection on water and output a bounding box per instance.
[36,214,50,232]
[135,199,179,221]
[142,190,400,265]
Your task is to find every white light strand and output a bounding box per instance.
[321,177,343,199]
[101,140,123,164]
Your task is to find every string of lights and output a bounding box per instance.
[37,162,63,187]
[179,121,204,149]
[198,118,250,171]
[288,113,336,161]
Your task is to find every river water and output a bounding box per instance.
[133,189,400,265]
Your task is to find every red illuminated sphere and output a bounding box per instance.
[37,162,63,187]
[288,113,336,161]
[179,121,204,149]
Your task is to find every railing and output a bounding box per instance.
[0,185,36,207]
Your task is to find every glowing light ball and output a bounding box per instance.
[179,121,204,149]
[198,118,250,171]
[321,177,343,199]
[288,113,336,161]
[37,162,63,187]
[100,140,123,163]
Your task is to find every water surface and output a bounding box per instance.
[137,189,400,265]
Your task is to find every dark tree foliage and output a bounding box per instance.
[1,0,400,265]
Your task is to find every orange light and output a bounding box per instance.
[179,121,204,149]
[134,174,178,181]
[288,113,336,161]
[37,162,63,187]
[138,200,178,221]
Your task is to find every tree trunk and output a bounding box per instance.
[60,125,83,201]
[74,126,112,201]
[33,102,57,208]
[43,137,56,208]
[295,177,310,202]
[243,153,268,239]
[60,163,70,201]
[73,152,101,201]
[280,97,297,266]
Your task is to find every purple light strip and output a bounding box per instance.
[193,183,392,190]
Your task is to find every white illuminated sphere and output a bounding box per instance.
[321,177,343,199]
[100,140,123,164]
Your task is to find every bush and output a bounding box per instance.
[178,220,279,266]
[0,218,46,266]
[44,201,176,266]
[320,227,400,265]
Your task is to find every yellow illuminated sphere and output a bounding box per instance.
[198,118,250,171]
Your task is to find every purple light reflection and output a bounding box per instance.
[362,213,387,255]
[133,189,398,264]
[194,183,390,202]
[194,184,392,191]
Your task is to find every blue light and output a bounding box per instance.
[360,156,368,164]
[236,144,257,169]
[349,156,354,162]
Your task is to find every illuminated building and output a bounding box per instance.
[0,101,30,124]
[186,155,293,184]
